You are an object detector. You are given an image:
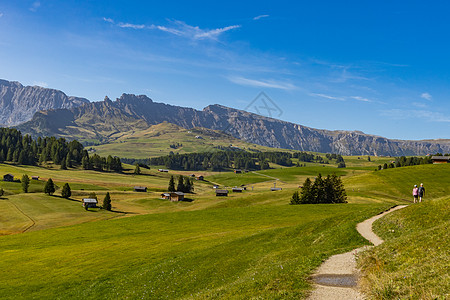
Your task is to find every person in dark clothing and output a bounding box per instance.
[418,183,425,202]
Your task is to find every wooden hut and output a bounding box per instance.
[134,186,147,192]
[232,187,243,193]
[431,156,450,164]
[3,174,14,182]
[196,175,204,181]
[215,189,229,196]
[160,192,185,201]
[82,198,98,208]
[234,169,242,174]
[31,176,39,180]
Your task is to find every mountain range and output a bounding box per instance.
[0,79,88,126]
[2,79,449,156]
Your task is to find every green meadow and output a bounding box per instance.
[0,160,448,299]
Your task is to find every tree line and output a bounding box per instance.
[123,150,338,172]
[0,128,122,172]
[291,173,347,204]
[168,175,194,193]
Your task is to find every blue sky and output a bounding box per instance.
[1,1,449,140]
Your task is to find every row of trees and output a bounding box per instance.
[377,155,433,170]
[291,173,347,204]
[168,175,194,193]
[0,128,122,172]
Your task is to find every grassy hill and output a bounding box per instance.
[89,122,278,158]
[0,161,448,298]
[359,196,449,299]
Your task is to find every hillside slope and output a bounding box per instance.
[359,197,449,299]
[0,79,88,126]
[16,92,450,156]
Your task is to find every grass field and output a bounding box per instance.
[90,122,278,158]
[0,160,448,299]
[359,196,449,299]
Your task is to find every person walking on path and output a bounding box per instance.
[418,183,425,202]
[413,185,419,203]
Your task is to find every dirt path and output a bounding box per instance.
[307,205,408,300]
[7,199,36,233]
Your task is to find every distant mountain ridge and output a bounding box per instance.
[16,92,450,156]
[0,79,89,126]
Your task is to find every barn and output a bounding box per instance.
[215,189,229,196]
[160,192,185,201]
[3,174,14,182]
[431,156,450,164]
[134,186,147,192]
[82,198,98,208]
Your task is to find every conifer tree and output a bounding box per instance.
[103,192,112,211]
[65,153,72,168]
[21,174,30,193]
[168,175,175,192]
[60,157,67,170]
[61,183,71,199]
[290,191,300,204]
[44,178,56,195]
[134,163,141,175]
[177,175,185,192]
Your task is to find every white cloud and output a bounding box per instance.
[309,93,345,101]
[253,14,269,20]
[0,13,3,18]
[351,96,371,102]
[118,23,145,29]
[29,1,40,12]
[104,18,240,40]
[103,17,114,24]
[32,81,48,88]
[382,109,450,123]
[421,92,432,101]
[228,76,296,90]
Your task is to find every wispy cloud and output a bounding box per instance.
[351,96,371,102]
[0,12,3,18]
[118,23,145,29]
[103,17,114,24]
[32,81,48,88]
[29,1,40,12]
[382,109,450,123]
[421,92,432,101]
[103,18,240,40]
[309,93,345,101]
[253,14,269,20]
[228,76,296,90]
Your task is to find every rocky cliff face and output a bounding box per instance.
[16,93,450,156]
[0,79,89,126]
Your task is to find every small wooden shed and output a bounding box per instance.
[271,187,282,191]
[31,176,39,180]
[232,187,243,193]
[134,186,147,192]
[196,175,204,181]
[431,156,450,164]
[160,192,185,201]
[158,169,169,172]
[3,174,14,182]
[82,198,98,208]
[234,169,242,174]
[215,189,229,196]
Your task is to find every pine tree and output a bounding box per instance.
[134,163,141,175]
[103,192,112,211]
[168,175,175,192]
[66,153,72,168]
[300,177,314,204]
[61,183,71,199]
[177,175,185,192]
[290,191,300,204]
[60,158,67,170]
[21,174,30,193]
[44,178,56,195]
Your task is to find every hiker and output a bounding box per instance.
[412,185,419,203]
[418,183,425,202]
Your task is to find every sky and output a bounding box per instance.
[0,0,449,140]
